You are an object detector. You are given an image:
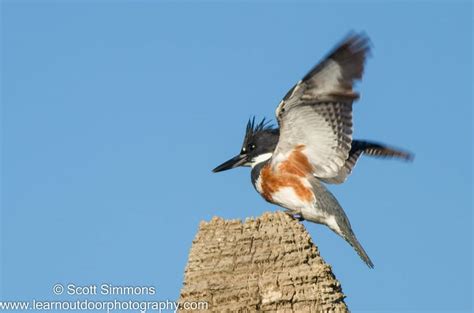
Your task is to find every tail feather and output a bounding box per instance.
[308,178,374,268]
[341,228,374,268]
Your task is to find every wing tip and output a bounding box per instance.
[339,31,372,56]
[333,31,372,79]
[301,31,372,88]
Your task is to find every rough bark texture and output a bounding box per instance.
[179,211,348,312]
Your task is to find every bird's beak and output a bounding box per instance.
[212,154,248,173]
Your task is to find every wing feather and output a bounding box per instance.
[272,33,370,179]
[322,140,414,184]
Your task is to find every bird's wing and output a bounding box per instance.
[271,33,370,179]
[321,140,414,184]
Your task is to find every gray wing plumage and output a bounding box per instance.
[271,33,371,179]
[322,140,414,184]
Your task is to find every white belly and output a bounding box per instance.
[255,174,342,235]
[270,186,310,211]
[300,206,341,234]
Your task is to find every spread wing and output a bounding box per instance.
[271,33,371,178]
[321,140,414,184]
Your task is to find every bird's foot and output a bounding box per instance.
[284,209,305,222]
[294,214,305,222]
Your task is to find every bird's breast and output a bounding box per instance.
[254,148,315,209]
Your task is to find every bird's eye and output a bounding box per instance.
[249,144,256,151]
[241,147,247,154]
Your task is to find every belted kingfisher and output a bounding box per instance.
[212,33,413,268]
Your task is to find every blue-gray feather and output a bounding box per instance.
[309,178,374,268]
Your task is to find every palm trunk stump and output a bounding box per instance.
[179,211,348,312]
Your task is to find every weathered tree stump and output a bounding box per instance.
[179,211,348,312]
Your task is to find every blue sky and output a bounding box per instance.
[1,1,472,312]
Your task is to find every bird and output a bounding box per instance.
[212,33,413,268]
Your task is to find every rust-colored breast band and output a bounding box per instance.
[259,145,314,203]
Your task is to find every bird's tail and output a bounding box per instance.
[309,178,374,268]
[340,224,374,268]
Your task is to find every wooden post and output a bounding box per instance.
[179,211,348,312]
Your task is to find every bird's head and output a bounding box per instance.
[212,117,279,173]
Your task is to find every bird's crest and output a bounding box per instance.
[244,117,276,143]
